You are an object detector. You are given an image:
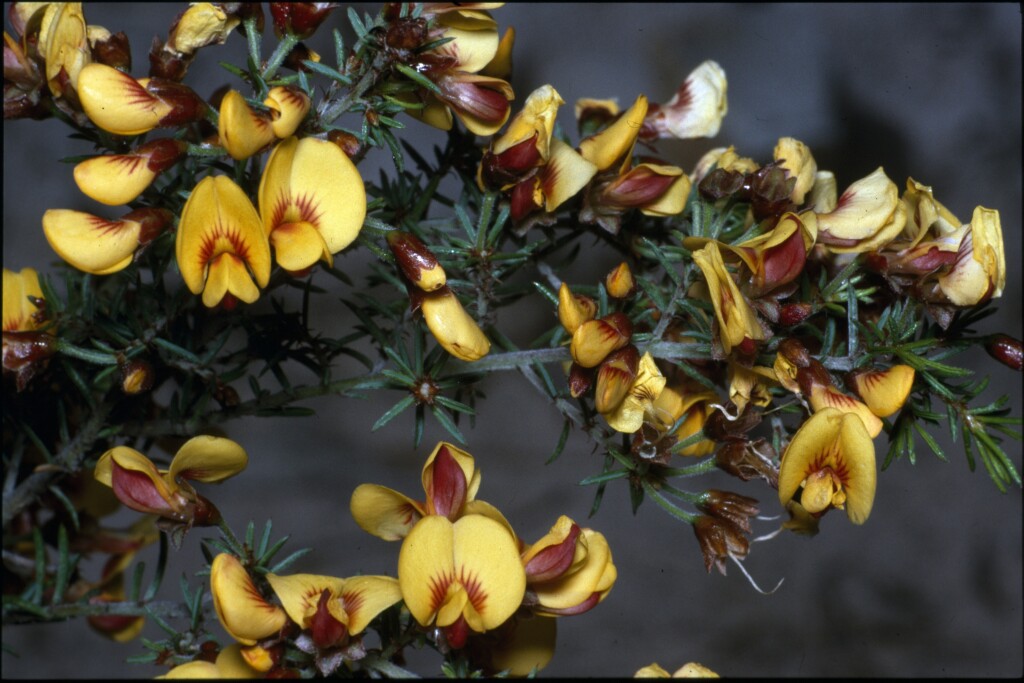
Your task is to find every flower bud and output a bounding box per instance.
[387,231,446,291]
[557,283,597,335]
[419,286,491,362]
[282,41,320,73]
[269,2,337,40]
[594,345,639,413]
[570,312,632,368]
[778,302,814,327]
[89,29,131,71]
[568,362,593,398]
[605,262,635,299]
[985,334,1022,371]
[120,359,154,395]
[328,130,362,158]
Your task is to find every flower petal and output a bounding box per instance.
[540,138,598,212]
[74,154,159,206]
[218,89,276,160]
[350,483,426,541]
[816,167,905,252]
[265,573,346,627]
[78,63,172,136]
[937,206,1005,305]
[42,209,141,275]
[579,95,648,173]
[3,267,44,332]
[849,365,915,418]
[264,86,311,139]
[644,60,728,140]
[340,575,402,634]
[168,435,248,484]
[94,446,177,515]
[210,553,288,645]
[532,528,616,613]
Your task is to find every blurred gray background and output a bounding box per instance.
[3,3,1021,678]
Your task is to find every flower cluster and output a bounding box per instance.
[350,442,617,675]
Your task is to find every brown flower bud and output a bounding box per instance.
[714,439,779,488]
[386,231,446,291]
[90,30,131,71]
[568,362,593,398]
[777,337,812,368]
[985,334,1022,371]
[269,2,337,40]
[328,130,362,158]
[282,42,319,72]
[698,168,746,200]
[692,515,749,575]
[605,261,636,299]
[143,78,208,126]
[778,302,814,327]
[699,490,760,534]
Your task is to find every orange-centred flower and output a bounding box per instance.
[398,514,526,647]
[265,573,401,649]
[176,175,272,308]
[258,136,366,272]
[778,408,876,525]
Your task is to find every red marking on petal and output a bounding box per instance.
[86,215,129,237]
[429,445,467,519]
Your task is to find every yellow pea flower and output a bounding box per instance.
[778,408,877,525]
[266,573,401,649]
[635,662,720,678]
[176,175,272,308]
[3,268,44,332]
[937,206,1005,306]
[258,136,366,272]
[38,2,89,98]
[816,167,907,253]
[73,138,186,206]
[159,644,263,679]
[94,436,248,527]
[603,352,667,434]
[77,62,205,136]
[522,517,617,616]
[398,514,526,648]
[166,2,240,57]
[641,60,728,141]
[478,84,564,191]
[210,553,288,646]
[42,207,173,275]
[650,384,717,457]
[691,242,766,355]
[350,442,494,541]
[557,282,597,335]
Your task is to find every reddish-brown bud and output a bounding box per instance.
[90,30,131,71]
[327,129,362,158]
[479,136,542,190]
[778,302,814,327]
[282,42,318,72]
[777,337,812,368]
[144,78,208,126]
[384,16,428,53]
[985,334,1022,371]
[386,231,446,291]
[570,312,633,368]
[568,362,593,398]
[269,3,337,40]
